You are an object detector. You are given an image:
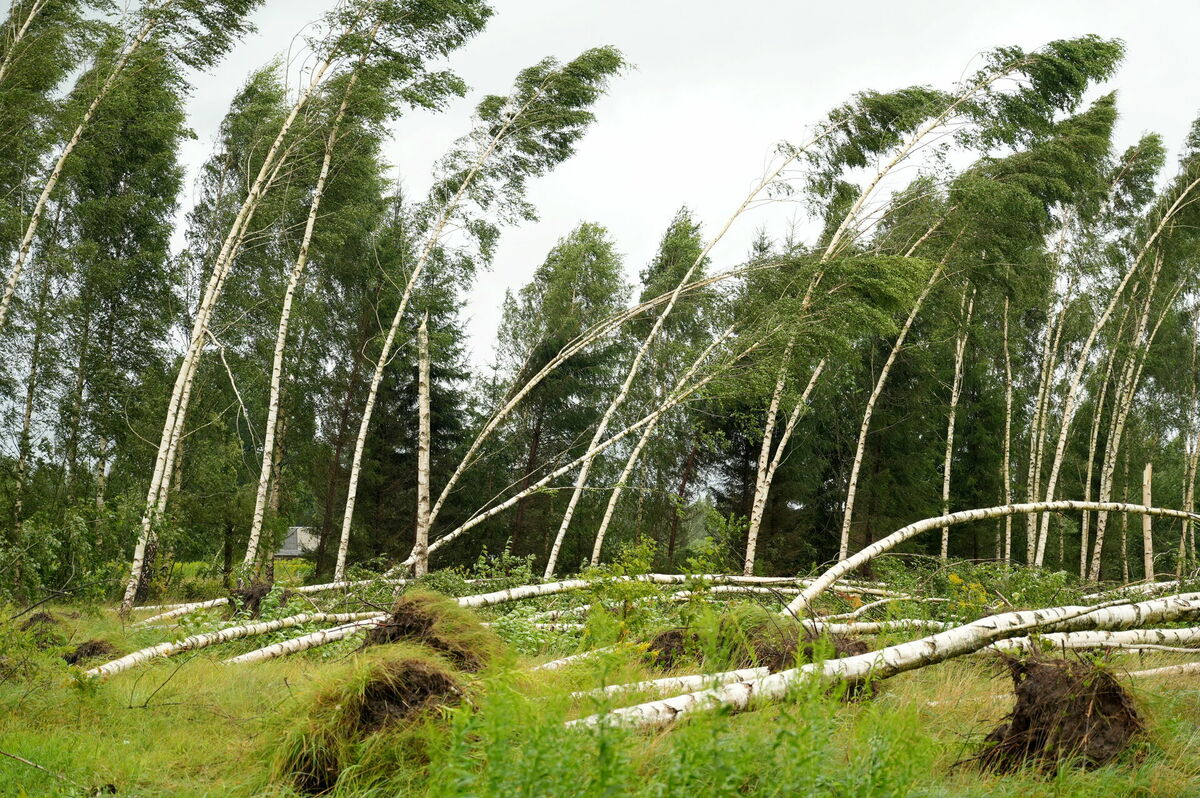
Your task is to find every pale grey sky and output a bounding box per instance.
[176,0,1200,365]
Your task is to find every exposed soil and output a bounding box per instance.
[63,639,121,666]
[979,656,1141,772]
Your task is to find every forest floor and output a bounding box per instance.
[4,601,1200,797]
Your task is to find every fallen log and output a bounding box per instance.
[571,592,1200,729]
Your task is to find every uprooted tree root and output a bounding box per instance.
[271,646,464,795]
[63,639,121,666]
[230,580,276,617]
[977,656,1142,773]
[18,612,66,650]
[364,589,504,672]
[644,605,869,673]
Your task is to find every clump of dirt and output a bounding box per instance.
[274,648,463,795]
[63,639,121,666]
[644,608,868,673]
[18,611,66,649]
[231,581,275,617]
[978,656,1141,772]
[364,589,503,672]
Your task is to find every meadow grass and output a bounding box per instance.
[3,604,1200,796]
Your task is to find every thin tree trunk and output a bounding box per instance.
[941,287,974,560]
[1001,297,1014,562]
[1037,176,1200,565]
[413,314,431,577]
[1181,315,1200,575]
[243,69,360,571]
[1080,345,1116,579]
[1089,258,1166,580]
[744,360,825,575]
[121,33,347,614]
[839,260,946,559]
[0,0,48,89]
[542,138,833,579]
[590,329,736,566]
[0,12,161,331]
[336,78,550,582]
[1026,268,1075,561]
[1143,461,1154,580]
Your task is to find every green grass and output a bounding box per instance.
[3,603,1200,796]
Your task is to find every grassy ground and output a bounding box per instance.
[3,601,1200,797]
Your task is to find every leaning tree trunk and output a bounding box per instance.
[788,501,1200,616]
[1037,176,1200,565]
[1026,268,1075,562]
[121,34,347,615]
[940,287,974,559]
[839,259,946,562]
[333,80,553,582]
[1080,343,1117,579]
[0,0,48,89]
[1181,316,1200,574]
[589,329,735,565]
[542,134,832,579]
[397,340,762,568]
[744,360,825,575]
[0,11,161,332]
[1089,260,1169,580]
[242,68,361,572]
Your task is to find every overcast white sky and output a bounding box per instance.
[175,0,1200,365]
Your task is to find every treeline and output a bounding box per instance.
[1,1,1198,604]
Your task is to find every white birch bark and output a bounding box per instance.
[86,612,378,679]
[589,328,736,565]
[993,626,1200,654]
[121,44,349,615]
[334,85,547,582]
[0,0,47,89]
[1089,271,1177,580]
[1080,341,1118,579]
[574,592,1200,729]
[413,313,432,576]
[940,287,974,559]
[1001,297,1014,562]
[130,598,232,627]
[221,615,387,665]
[787,501,1200,617]
[572,668,770,701]
[744,360,825,574]
[542,136,833,579]
[0,10,162,331]
[839,261,946,561]
[1037,176,1200,562]
[242,69,362,570]
[1181,316,1200,573]
[424,131,836,562]
[404,340,763,567]
[1143,461,1155,579]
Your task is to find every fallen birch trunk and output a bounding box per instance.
[221,616,387,665]
[1128,661,1200,678]
[572,667,769,701]
[992,626,1200,653]
[130,597,231,625]
[787,502,1200,616]
[531,646,617,671]
[86,612,380,679]
[571,592,1200,729]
